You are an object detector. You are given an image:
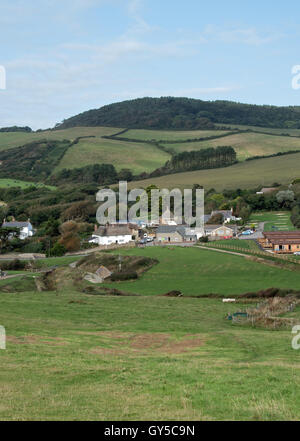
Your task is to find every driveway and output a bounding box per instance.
[238,222,265,240]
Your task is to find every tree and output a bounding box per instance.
[0,227,19,253]
[276,190,295,208]
[58,221,81,252]
[48,242,66,257]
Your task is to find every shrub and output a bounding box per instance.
[110,271,138,281]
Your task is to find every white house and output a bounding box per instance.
[210,209,241,224]
[2,219,35,240]
[88,224,133,246]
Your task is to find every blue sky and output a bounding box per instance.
[1,0,300,129]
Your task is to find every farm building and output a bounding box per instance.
[259,231,300,254]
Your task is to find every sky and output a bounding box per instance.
[1,0,300,129]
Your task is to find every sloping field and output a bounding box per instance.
[0,178,55,189]
[164,132,300,159]
[216,123,300,136]
[54,137,171,174]
[0,127,121,151]
[118,128,230,141]
[129,151,300,191]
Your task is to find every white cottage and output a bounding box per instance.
[2,219,35,240]
[89,224,133,246]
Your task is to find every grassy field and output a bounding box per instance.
[106,247,300,295]
[54,137,170,174]
[0,178,55,190]
[1,247,300,420]
[216,123,300,137]
[0,127,121,151]
[1,289,300,420]
[164,132,300,159]
[129,151,300,191]
[249,212,295,232]
[118,128,230,141]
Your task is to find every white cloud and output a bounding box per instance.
[203,25,281,46]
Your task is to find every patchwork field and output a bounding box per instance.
[129,151,300,191]
[249,212,295,232]
[0,127,121,152]
[53,137,170,174]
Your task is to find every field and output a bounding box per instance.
[105,247,300,295]
[129,151,300,191]
[0,178,55,190]
[249,212,295,232]
[53,137,170,174]
[0,127,121,151]
[163,132,300,160]
[1,246,300,420]
[118,129,230,141]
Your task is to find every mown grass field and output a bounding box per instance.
[249,212,295,232]
[54,137,170,174]
[1,247,300,420]
[164,132,300,159]
[106,247,300,295]
[129,151,300,191]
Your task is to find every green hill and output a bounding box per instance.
[55,97,300,130]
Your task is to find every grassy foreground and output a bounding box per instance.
[0,290,299,421]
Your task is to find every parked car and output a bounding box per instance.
[138,238,147,245]
[146,237,154,242]
[241,229,253,236]
[294,251,300,256]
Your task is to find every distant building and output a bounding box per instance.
[259,231,300,254]
[256,187,278,195]
[155,225,198,243]
[88,224,133,246]
[204,225,236,239]
[210,209,240,224]
[2,219,34,240]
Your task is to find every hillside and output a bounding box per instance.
[55,97,300,130]
[128,151,300,191]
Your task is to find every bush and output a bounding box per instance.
[199,236,209,243]
[110,271,138,281]
[48,242,66,257]
[0,259,26,271]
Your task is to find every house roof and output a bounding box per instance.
[94,225,132,237]
[211,210,233,218]
[156,225,179,234]
[2,221,31,228]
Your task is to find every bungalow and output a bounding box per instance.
[204,225,236,239]
[259,231,300,254]
[88,224,133,246]
[2,219,34,240]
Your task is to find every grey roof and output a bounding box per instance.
[2,221,31,228]
[156,225,179,234]
[211,210,233,218]
[94,225,132,237]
